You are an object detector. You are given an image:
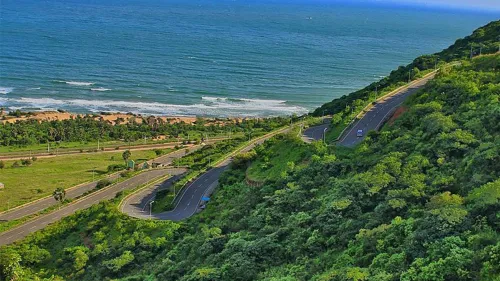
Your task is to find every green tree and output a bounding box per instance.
[52,187,66,207]
[122,150,131,164]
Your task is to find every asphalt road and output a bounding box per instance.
[0,144,207,222]
[121,125,294,221]
[302,119,331,142]
[0,168,181,246]
[338,74,435,147]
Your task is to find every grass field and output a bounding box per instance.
[246,136,309,182]
[0,149,164,211]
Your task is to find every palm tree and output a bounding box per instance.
[52,187,66,209]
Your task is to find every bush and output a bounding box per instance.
[11,161,20,168]
[0,161,4,169]
[120,171,133,178]
[107,164,126,172]
[95,179,112,189]
[154,149,163,156]
[31,156,37,162]
[21,159,32,166]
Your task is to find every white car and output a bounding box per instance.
[356,129,363,137]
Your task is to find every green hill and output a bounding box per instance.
[312,20,500,118]
[1,22,499,281]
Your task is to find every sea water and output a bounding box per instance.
[0,0,498,116]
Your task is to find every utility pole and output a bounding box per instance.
[323,128,327,143]
[47,142,50,153]
[435,58,439,70]
[408,69,412,83]
[92,167,96,182]
[97,139,100,151]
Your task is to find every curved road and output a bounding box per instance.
[0,168,181,246]
[0,145,205,222]
[302,119,331,142]
[338,73,435,147]
[120,125,296,221]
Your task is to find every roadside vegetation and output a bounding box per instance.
[0,149,162,211]
[0,115,292,152]
[0,22,498,281]
[246,133,312,182]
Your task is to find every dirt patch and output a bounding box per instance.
[387,106,408,126]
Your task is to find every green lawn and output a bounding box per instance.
[246,136,309,182]
[0,149,163,211]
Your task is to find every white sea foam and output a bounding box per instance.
[8,96,308,117]
[55,81,94,86]
[0,87,13,94]
[28,87,41,90]
[202,96,228,102]
[90,88,112,92]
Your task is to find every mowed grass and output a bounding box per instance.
[0,150,159,211]
[246,137,309,182]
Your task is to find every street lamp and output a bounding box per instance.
[323,127,328,143]
[149,200,155,219]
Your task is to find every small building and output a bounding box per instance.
[0,183,4,189]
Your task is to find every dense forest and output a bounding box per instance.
[0,24,499,281]
[0,116,291,147]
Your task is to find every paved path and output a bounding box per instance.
[121,125,296,221]
[0,168,181,246]
[338,73,435,147]
[0,143,210,222]
[302,118,331,142]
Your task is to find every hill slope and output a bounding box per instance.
[0,23,499,281]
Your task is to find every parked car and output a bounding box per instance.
[356,129,363,137]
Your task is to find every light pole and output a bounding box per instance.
[435,58,440,70]
[149,200,155,219]
[323,127,327,143]
[408,69,412,83]
[92,167,96,182]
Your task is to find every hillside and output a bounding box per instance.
[313,20,499,118]
[1,24,499,281]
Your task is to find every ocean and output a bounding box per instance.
[0,0,498,117]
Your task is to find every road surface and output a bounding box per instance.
[0,168,182,246]
[121,125,295,221]
[302,119,331,142]
[0,144,210,222]
[338,74,435,147]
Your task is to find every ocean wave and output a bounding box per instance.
[0,87,13,94]
[55,80,95,86]
[202,96,228,102]
[91,87,112,92]
[7,96,308,117]
[202,96,286,104]
[28,87,41,90]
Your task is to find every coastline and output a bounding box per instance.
[0,110,248,126]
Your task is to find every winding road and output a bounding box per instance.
[120,125,296,221]
[0,126,295,245]
[0,145,204,222]
[338,72,436,147]
[302,119,331,142]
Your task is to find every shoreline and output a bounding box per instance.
[0,110,250,125]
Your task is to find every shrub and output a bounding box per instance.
[154,149,163,156]
[0,161,4,169]
[11,161,20,168]
[95,179,112,189]
[107,164,126,172]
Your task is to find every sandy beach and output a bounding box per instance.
[0,110,246,126]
